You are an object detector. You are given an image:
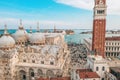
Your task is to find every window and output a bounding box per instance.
[97,10,105,14]
[23,59,26,62]
[32,60,35,63]
[96,67,99,71]
[102,78,104,80]
[112,43,113,45]
[102,66,105,71]
[31,72,34,77]
[23,75,26,79]
[106,42,108,45]
[106,47,108,50]
[41,61,44,64]
[50,62,54,65]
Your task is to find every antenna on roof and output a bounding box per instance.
[37,22,40,32]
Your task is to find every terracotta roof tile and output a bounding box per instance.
[79,72,100,78]
[76,69,100,79]
[106,36,120,41]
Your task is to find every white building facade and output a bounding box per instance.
[84,37,120,57]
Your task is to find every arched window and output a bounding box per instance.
[29,68,34,77]
[41,61,44,64]
[96,67,99,71]
[50,61,54,65]
[39,56,45,64]
[22,55,27,63]
[32,60,35,63]
[19,70,26,80]
[23,59,26,62]
[23,75,26,79]
[102,66,105,71]
[38,69,43,77]
[46,70,54,77]
[49,56,55,65]
[102,78,104,80]
[31,72,34,77]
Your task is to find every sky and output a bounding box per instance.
[0,0,120,29]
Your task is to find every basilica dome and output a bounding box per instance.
[0,26,15,49]
[29,33,45,45]
[12,20,28,43]
[12,29,28,42]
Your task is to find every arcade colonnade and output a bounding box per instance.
[16,67,62,80]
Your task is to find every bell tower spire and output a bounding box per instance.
[92,0,107,58]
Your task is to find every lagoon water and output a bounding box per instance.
[0,29,120,44]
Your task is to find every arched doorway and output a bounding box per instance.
[38,69,43,77]
[46,70,54,78]
[56,71,62,77]
[19,70,26,80]
[29,68,35,79]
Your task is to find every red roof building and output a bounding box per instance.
[76,69,100,80]
[106,36,120,41]
[79,72,100,79]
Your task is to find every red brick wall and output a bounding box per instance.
[92,19,106,58]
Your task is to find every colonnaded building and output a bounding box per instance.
[0,21,70,80]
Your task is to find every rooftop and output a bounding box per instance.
[77,69,100,79]
[106,36,120,41]
[84,36,120,42]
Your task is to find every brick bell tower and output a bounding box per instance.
[92,0,107,58]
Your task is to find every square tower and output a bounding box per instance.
[92,0,107,58]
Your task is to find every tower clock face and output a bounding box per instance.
[99,0,104,4]
[96,0,104,5]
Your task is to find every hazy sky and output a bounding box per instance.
[0,0,120,29]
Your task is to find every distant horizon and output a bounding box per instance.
[1,28,120,31]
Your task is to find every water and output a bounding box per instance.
[0,29,120,44]
[65,29,92,43]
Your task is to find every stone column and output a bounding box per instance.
[26,71,30,80]
[34,68,38,80]
[26,68,30,80]
[16,71,20,80]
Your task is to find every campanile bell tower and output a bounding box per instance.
[92,0,107,58]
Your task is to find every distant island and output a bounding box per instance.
[80,30,120,34]
[65,29,74,35]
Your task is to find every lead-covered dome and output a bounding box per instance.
[0,25,15,49]
[12,29,28,42]
[12,20,28,43]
